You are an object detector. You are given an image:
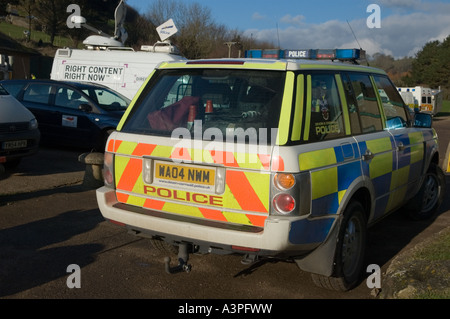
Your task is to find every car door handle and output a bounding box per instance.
[397,142,405,151]
[362,150,374,161]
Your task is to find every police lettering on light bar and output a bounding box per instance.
[286,50,310,59]
[245,48,363,61]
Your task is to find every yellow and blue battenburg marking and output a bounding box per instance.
[299,142,362,218]
[298,132,427,221]
[291,142,361,245]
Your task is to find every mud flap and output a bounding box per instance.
[294,216,342,277]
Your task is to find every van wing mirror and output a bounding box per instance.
[413,112,432,128]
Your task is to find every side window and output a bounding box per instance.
[23,83,52,104]
[342,75,362,135]
[373,75,408,129]
[345,73,383,133]
[305,73,346,142]
[82,88,128,110]
[55,87,89,109]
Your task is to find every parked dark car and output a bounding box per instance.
[0,79,130,151]
[0,83,40,168]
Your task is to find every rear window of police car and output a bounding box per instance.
[121,69,286,145]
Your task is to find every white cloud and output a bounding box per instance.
[280,14,305,26]
[378,0,423,10]
[251,12,266,21]
[244,6,450,59]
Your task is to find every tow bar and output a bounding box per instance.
[164,242,192,274]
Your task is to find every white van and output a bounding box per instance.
[50,43,186,100]
[397,86,441,115]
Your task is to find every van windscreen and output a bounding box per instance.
[121,69,286,145]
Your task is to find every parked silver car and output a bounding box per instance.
[0,84,40,169]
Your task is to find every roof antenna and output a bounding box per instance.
[346,20,369,66]
[276,22,281,49]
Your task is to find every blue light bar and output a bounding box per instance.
[335,49,361,60]
[245,48,364,61]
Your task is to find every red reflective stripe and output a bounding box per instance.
[272,156,285,171]
[107,139,115,152]
[114,140,123,152]
[171,147,191,161]
[210,150,238,167]
[258,154,271,170]
[116,192,129,203]
[133,143,156,156]
[144,198,165,211]
[246,214,267,227]
[117,158,142,192]
[187,60,244,65]
[226,170,267,213]
[198,208,228,222]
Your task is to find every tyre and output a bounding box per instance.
[311,201,367,291]
[406,163,445,220]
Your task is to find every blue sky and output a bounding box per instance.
[125,0,450,58]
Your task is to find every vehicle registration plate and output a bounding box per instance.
[154,161,216,191]
[2,140,27,150]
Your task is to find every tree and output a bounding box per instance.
[144,0,274,59]
[369,53,413,86]
[125,5,158,48]
[19,0,34,41]
[402,35,450,98]
[33,0,72,45]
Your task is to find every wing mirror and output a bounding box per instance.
[413,112,432,128]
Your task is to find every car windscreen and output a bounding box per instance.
[121,68,286,145]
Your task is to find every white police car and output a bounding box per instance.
[96,48,445,291]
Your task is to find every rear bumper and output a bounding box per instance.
[96,187,337,257]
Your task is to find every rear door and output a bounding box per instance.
[372,74,424,205]
[341,72,398,221]
[113,65,287,229]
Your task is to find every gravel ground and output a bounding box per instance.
[380,226,450,299]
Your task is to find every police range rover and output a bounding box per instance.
[96,48,445,291]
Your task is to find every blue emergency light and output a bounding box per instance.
[245,48,364,62]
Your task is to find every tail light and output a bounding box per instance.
[271,172,310,216]
[274,173,296,190]
[103,152,115,188]
[273,193,296,214]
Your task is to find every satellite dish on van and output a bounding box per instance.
[83,35,124,48]
[156,19,178,42]
[73,0,128,49]
[114,0,128,44]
